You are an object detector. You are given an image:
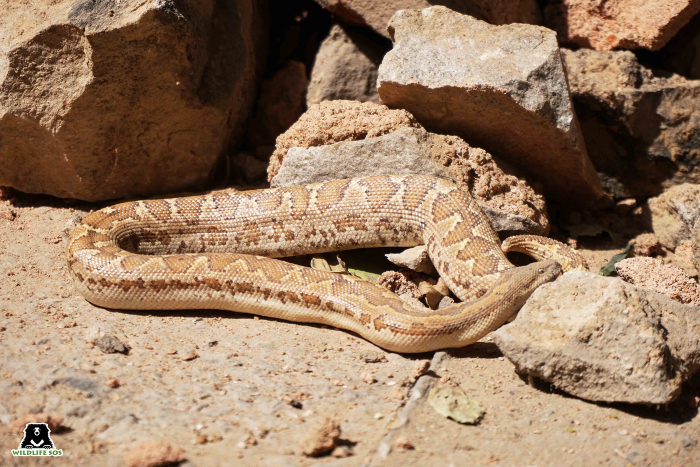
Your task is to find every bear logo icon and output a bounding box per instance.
[18,423,55,450]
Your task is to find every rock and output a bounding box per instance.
[0,0,267,201]
[271,123,549,235]
[647,184,700,250]
[544,0,700,51]
[681,437,699,448]
[394,437,415,450]
[306,24,384,107]
[125,440,184,467]
[385,245,437,275]
[493,272,700,404]
[411,360,431,380]
[268,100,420,181]
[419,280,447,309]
[377,7,605,207]
[377,269,422,299]
[10,413,64,433]
[270,127,451,186]
[245,60,309,149]
[331,445,353,457]
[615,257,700,306]
[300,417,341,457]
[674,240,697,276]
[313,0,541,39]
[693,222,700,272]
[631,233,663,257]
[562,48,700,198]
[94,334,130,355]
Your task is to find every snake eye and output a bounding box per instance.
[537,268,544,274]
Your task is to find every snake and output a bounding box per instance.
[67,174,585,353]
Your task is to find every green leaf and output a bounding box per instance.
[599,243,634,276]
[428,386,484,424]
[347,268,382,283]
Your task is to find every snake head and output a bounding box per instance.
[534,259,563,284]
[503,259,562,294]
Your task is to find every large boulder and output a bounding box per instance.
[269,102,549,235]
[544,0,700,51]
[0,0,267,201]
[562,48,700,198]
[493,272,700,405]
[306,24,384,107]
[312,0,541,39]
[377,7,605,207]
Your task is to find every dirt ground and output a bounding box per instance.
[1,191,699,467]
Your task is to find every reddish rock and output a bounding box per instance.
[545,0,700,51]
[615,257,700,306]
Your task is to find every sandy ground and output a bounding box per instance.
[1,191,699,467]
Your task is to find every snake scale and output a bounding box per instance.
[67,175,585,353]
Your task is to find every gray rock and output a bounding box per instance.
[270,126,548,234]
[562,48,700,198]
[647,184,700,250]
[307,24,383,107]
[313,0,542,39]
[386,246,436,275]
[493,271,700,404]
[270,127,450,187]
[0,0,267,201]
[94,333,130,355]
[681,437,698,448]
[377,6,605,207]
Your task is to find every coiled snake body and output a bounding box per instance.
[67,175,583,352]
